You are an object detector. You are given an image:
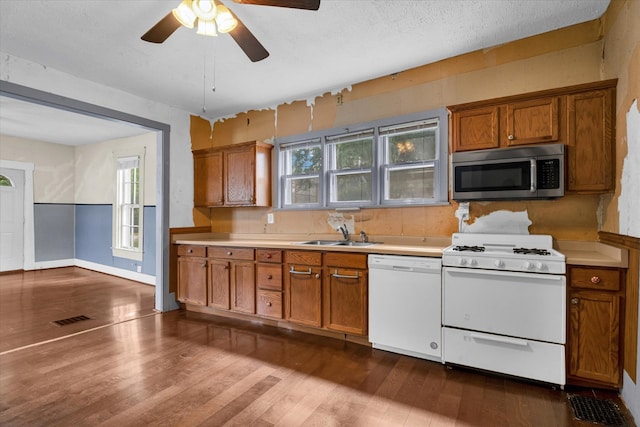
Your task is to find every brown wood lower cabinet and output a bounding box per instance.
[285,251,323,327]
[256,249,283,319]
[177,245,370,339]
[567,265,624,388]
[324,253,368,336]
[177,245,207,306]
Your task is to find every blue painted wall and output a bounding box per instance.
[75,204,156,275]
[52,204,157,276]
[34,204,75,262]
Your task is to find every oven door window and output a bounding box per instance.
[454,161,530,193]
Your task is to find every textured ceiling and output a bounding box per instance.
[0,0,610,145]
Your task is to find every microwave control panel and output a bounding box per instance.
[537,159,561,189]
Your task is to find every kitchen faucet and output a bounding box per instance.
[338,224,349,241]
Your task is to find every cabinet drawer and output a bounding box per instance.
[257,290,283,319]
[325,252,367,269]
[209,247,255,261]
[178,245,207,257]
[286,251,322,266]
[570,267,621,291]
[257,264,282,290]
[257,249,282,263]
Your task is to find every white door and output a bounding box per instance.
[0,167,25,272]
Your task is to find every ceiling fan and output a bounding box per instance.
[141,0,320,62]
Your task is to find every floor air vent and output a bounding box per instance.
[52,315,92,326]
[568,394,628,426]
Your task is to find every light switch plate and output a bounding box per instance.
[267,213,274,224]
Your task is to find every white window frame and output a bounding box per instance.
[275,108,448,209]
[112,148,145,261]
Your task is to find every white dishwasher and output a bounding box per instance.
[368,254,442,362]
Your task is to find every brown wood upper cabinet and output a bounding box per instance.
[449,79,617,194]
[193,140,273,207]
[506,97,559,146]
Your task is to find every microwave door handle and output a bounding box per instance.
[530,159,537,192]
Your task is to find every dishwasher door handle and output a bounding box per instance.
[467,332,529,347]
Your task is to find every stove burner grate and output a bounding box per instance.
[513,248,551,256]
[453,245,485,252]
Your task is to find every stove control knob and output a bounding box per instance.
[469,258,477,267]
[536,262,544,271]
[524,261,534,270]
[458,258,468,266]
[494,260,504,268]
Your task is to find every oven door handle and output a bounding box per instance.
[468,332,529,347]
[530,159,537,193]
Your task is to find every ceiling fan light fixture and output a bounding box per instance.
[214,5,238,33]
[192,0,218,20]
[172,0,197,28]
[196,18,218,36]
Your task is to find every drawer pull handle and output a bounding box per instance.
[468,332,528,347]
[332,269,359,279]
[591,276,601,284]
[227,251,232,256]
[200,263,206,268]
[266,254,272,259]
[187,249,193,253]
[571,298,579,304]
[267,275,273,279]
[508,134,515,140]
[266,302,272,307]
[290,267,312,275]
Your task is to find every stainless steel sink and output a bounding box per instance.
[297,240,344,245]
[297,240,379,246]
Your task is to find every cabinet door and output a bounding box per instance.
[567,89,614,192]
[208,259,230,309]
[231,261,256,314]
[285,265,322,327]
[506,97,559,146]
[194,151,223,207]
[568,290,621,386]
[224,147,255,206]
[177,257,207,306]
[325,267,368,335]
[452,106,499,152]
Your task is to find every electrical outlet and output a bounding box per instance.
[267,213,274,224]
[136,265,142,273]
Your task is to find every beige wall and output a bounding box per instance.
[0,134,75,203]
[75,132,157,205]
[0,132,157,205]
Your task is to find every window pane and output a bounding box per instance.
[386,126,437,164]
[287,176,319,204]
[386,166,434,200]
[327,131,374,170]
[288,145,321,175]
[333,172,371,202]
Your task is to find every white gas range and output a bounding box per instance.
[441,233,567,386]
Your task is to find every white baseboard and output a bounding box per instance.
[32,259,156,286]
[34,259,75,269]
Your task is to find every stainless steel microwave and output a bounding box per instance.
[451,144,564,201]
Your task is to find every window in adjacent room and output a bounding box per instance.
[112,149,145,261]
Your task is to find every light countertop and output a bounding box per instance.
[173,233,629,268]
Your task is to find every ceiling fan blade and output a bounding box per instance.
[141,12,182,43]
[228,9,270,62]
[232,0,320,11]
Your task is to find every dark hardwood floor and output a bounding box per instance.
[0,268,634,426]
